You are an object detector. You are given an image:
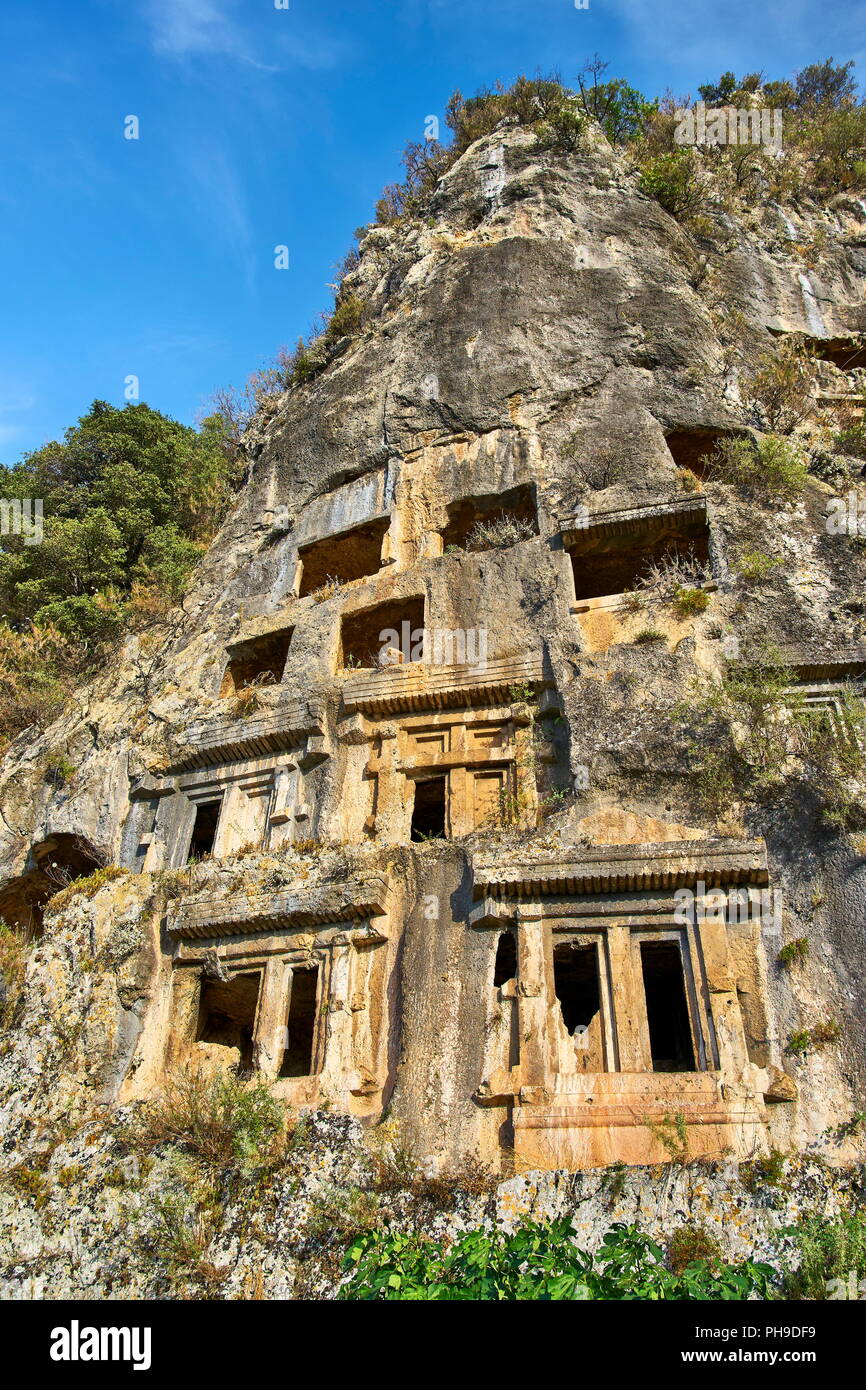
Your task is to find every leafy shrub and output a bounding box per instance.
[740,1149,788,1194]
[707,434,810,500]
[633,628,667,645]
[324,292,365,345]
[786,1021,840,1055]
[741,341,818,435]
[798,105,866,193]
[810,1019,842,1045]
[667,1224,722,1275]
[787,1029,812,1057]
[0,401,240,740]
[132,1069,285,1175]
[464,514,536,551]
[736,551,782,583]
[341,1218,776,1300]
[832,424,866,460]
[683,657,866,825]
[0,621,80,750]
[638,150,705,219]
[831,394,866,460]
[43,750,76,788]
[778,937,809,966]
[786,1209,866,1299]
[573,59,656,144]
[0,923,27,1030]
[534,104,588,153]
[673,586,711,617]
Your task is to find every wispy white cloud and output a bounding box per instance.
[179,139,257,293]
[142,0,350,72]
[144,0,276,69]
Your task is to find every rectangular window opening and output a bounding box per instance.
[442,483,538,552]
[639,940,696,1072]
[567,505,710,603]
[280,964,320,1077]
[220,629,293,696]
[410,776,447,841]
[553,942,601,1036]
[196,971,260,1071]
[340,596,425,669]
[187,799,222,862]
[493,931,517,987]
[798,336,866,370]
[298,517,390,598]
[664,428,747,479]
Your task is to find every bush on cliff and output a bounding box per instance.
[341,1218,777,1300]
[0,399,240,745]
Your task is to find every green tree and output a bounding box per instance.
[0,400,239,743]
[794,58,858,110]
[0,400,236,636]
[575,57,656,143]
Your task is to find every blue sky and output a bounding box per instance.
[1,0,863,460]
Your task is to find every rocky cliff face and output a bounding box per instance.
[1,120,866,1295]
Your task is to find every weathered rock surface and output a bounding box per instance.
[1,119,866,1296]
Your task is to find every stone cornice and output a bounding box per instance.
[168,699,326,772]
[167,874,390,939]
[560,495,707,548]
[472,837,768,899]
[340,652,549,716]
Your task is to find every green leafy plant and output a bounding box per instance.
[707,433,810,498]
[778,937,809,966]
[341,1218,776,1300]
[0,400,240,743]
[325,292,365,345]
[0,923,27,1030]
[130,1069,286,1177]
[638,150,706,219]
[786,1029,812,1057]
[785,1209,866,1299]
[508,682,535,704]
[43,750,76,788]
[667,1224,722,1276]
[786,1020,840,1056]
[736,551,783,583]
[740,1149,788,1194]
[677,656,866,828]
[672,586,710,617]
[643,1111,689,1162]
